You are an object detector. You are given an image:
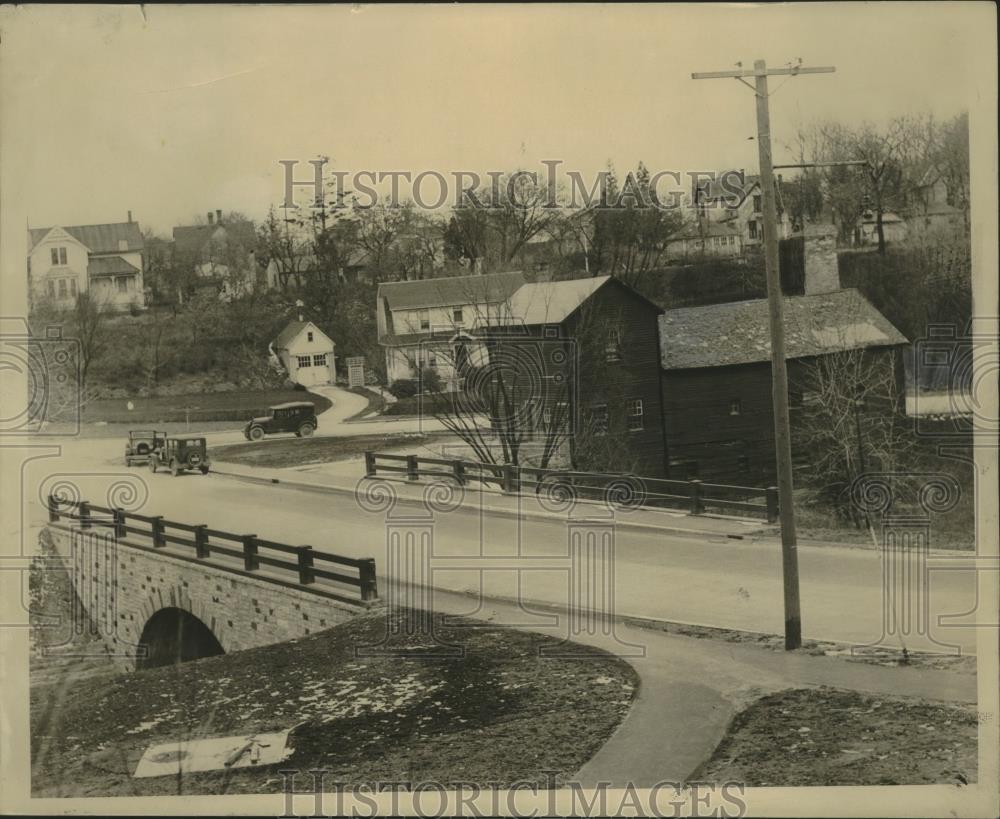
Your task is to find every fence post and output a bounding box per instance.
[765,486,779,524]
[78,501,91,530]
[151,516,166,548]
[242,535,259,571]
[453,460,466,486]
[406,455,419,481]
[364,451,376,478]
[194,525,210,559]
[47,494,59,523]
[358,558,378,601]
[502,464,520,494]
[113,508,126,540]
[297,546,315,585]
[689,480,704,515]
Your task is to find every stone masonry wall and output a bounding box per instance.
[43,524,374,672]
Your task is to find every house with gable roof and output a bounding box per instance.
[271,316,336,387]
[27,215,145,311]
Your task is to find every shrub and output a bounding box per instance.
[416,366,442,393]
[389,378,419,399]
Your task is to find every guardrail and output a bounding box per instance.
[364,451,778,523]
[46,495,378,602]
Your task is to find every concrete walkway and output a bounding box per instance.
[424,588,976,788]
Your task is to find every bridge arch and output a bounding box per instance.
[137,607,226,670]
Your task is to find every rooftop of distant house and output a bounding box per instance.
[28,222,144,255]
[658,288,908,370]
[378,269,526,311]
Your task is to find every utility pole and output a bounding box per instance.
[692,59,835,650]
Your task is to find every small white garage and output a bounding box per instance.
[272,320,336,387]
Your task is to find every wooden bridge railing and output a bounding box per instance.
[46,495,378,602]
[364,450,778,523]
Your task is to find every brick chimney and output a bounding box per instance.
[207,211,214,225]
[127,210,133,223]
[216,209,223,224]
[803,222,840,295]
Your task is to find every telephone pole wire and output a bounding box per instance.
[692,59,835,650]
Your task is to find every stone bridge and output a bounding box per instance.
[42,514,379,672]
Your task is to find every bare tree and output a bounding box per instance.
[70,293,108,387]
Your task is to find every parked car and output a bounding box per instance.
[124,430,166,466]
[243,402,317,441]
[150,437,211,476]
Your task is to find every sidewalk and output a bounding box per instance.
[210,455,777,542]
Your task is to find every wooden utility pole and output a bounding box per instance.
[692,59,835,650]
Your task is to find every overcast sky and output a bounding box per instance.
[0,3,993,236]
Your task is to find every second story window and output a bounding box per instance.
[748,221,758,240]
[626,398,644,431]
[307,331,314,342]
[729,398,742,416]
[453,307,464,325]
[419,309,430,331]
[50,247,67,266]
[606,328,622,362]
[753,194,762,213]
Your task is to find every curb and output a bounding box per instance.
[209,466,773,542]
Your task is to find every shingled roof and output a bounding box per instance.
[378,270,525,311]
[507,276,611,325]
[29,222,143,254]
[87,256,140,277]
[659,288,907,370]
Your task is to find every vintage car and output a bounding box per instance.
[149,436,211,476]
[243,401,317,441]
[124,430,166,466]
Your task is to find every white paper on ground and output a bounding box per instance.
[132,730,292,778]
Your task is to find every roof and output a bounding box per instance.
[273,320,333,350]
[87,255,140,277]
[270,401,315,410]
[29,222,143,254]
[378,270,525,311]
[659,288,908,370]
[506,276,611,325]
[670,221,742,241]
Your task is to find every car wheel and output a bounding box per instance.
[170,460,180,477]
[298,423,315,438]
[249,426,265,442]
[200,466,209,475]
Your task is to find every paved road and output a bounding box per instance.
[22,431,982,657]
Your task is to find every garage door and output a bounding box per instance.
[295,354,328,386]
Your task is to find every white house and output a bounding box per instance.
[172,210,260,302]
[376,270,525,389]
[272,319,336,387]
[689,171,791,256]
[28,218,145,311]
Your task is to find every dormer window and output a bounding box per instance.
[50,247,67,266]
[307,331,314,342]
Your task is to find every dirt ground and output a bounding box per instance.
[693,686,978,786]
[30,607,638,797]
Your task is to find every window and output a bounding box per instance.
[58,279,67,298]
[59,247,67,264]
[753,195,762,213]
[737,454,751,473]
[626,398,644,431]
[51,248,59,265]
[729,399,742,416]
[47,280,55,298]
[418,310,430,331]
[605,328,622,362]
[296,355,311,368]
[453,307,464,325]
[428,352,438,368]
[313,354,326,367]
[590,403,609,435]
[748,221,758,240]
[307,331,314,342]
[116,277,128,293]
[70,278,77,296]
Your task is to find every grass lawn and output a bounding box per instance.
[343,386,387,422]
[30,609,638,796]
[693,687,977,786]
[381,392,462,417]
[211,432,446,468]
[82,389,332,425]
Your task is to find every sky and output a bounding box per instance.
[0,3,994,237]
